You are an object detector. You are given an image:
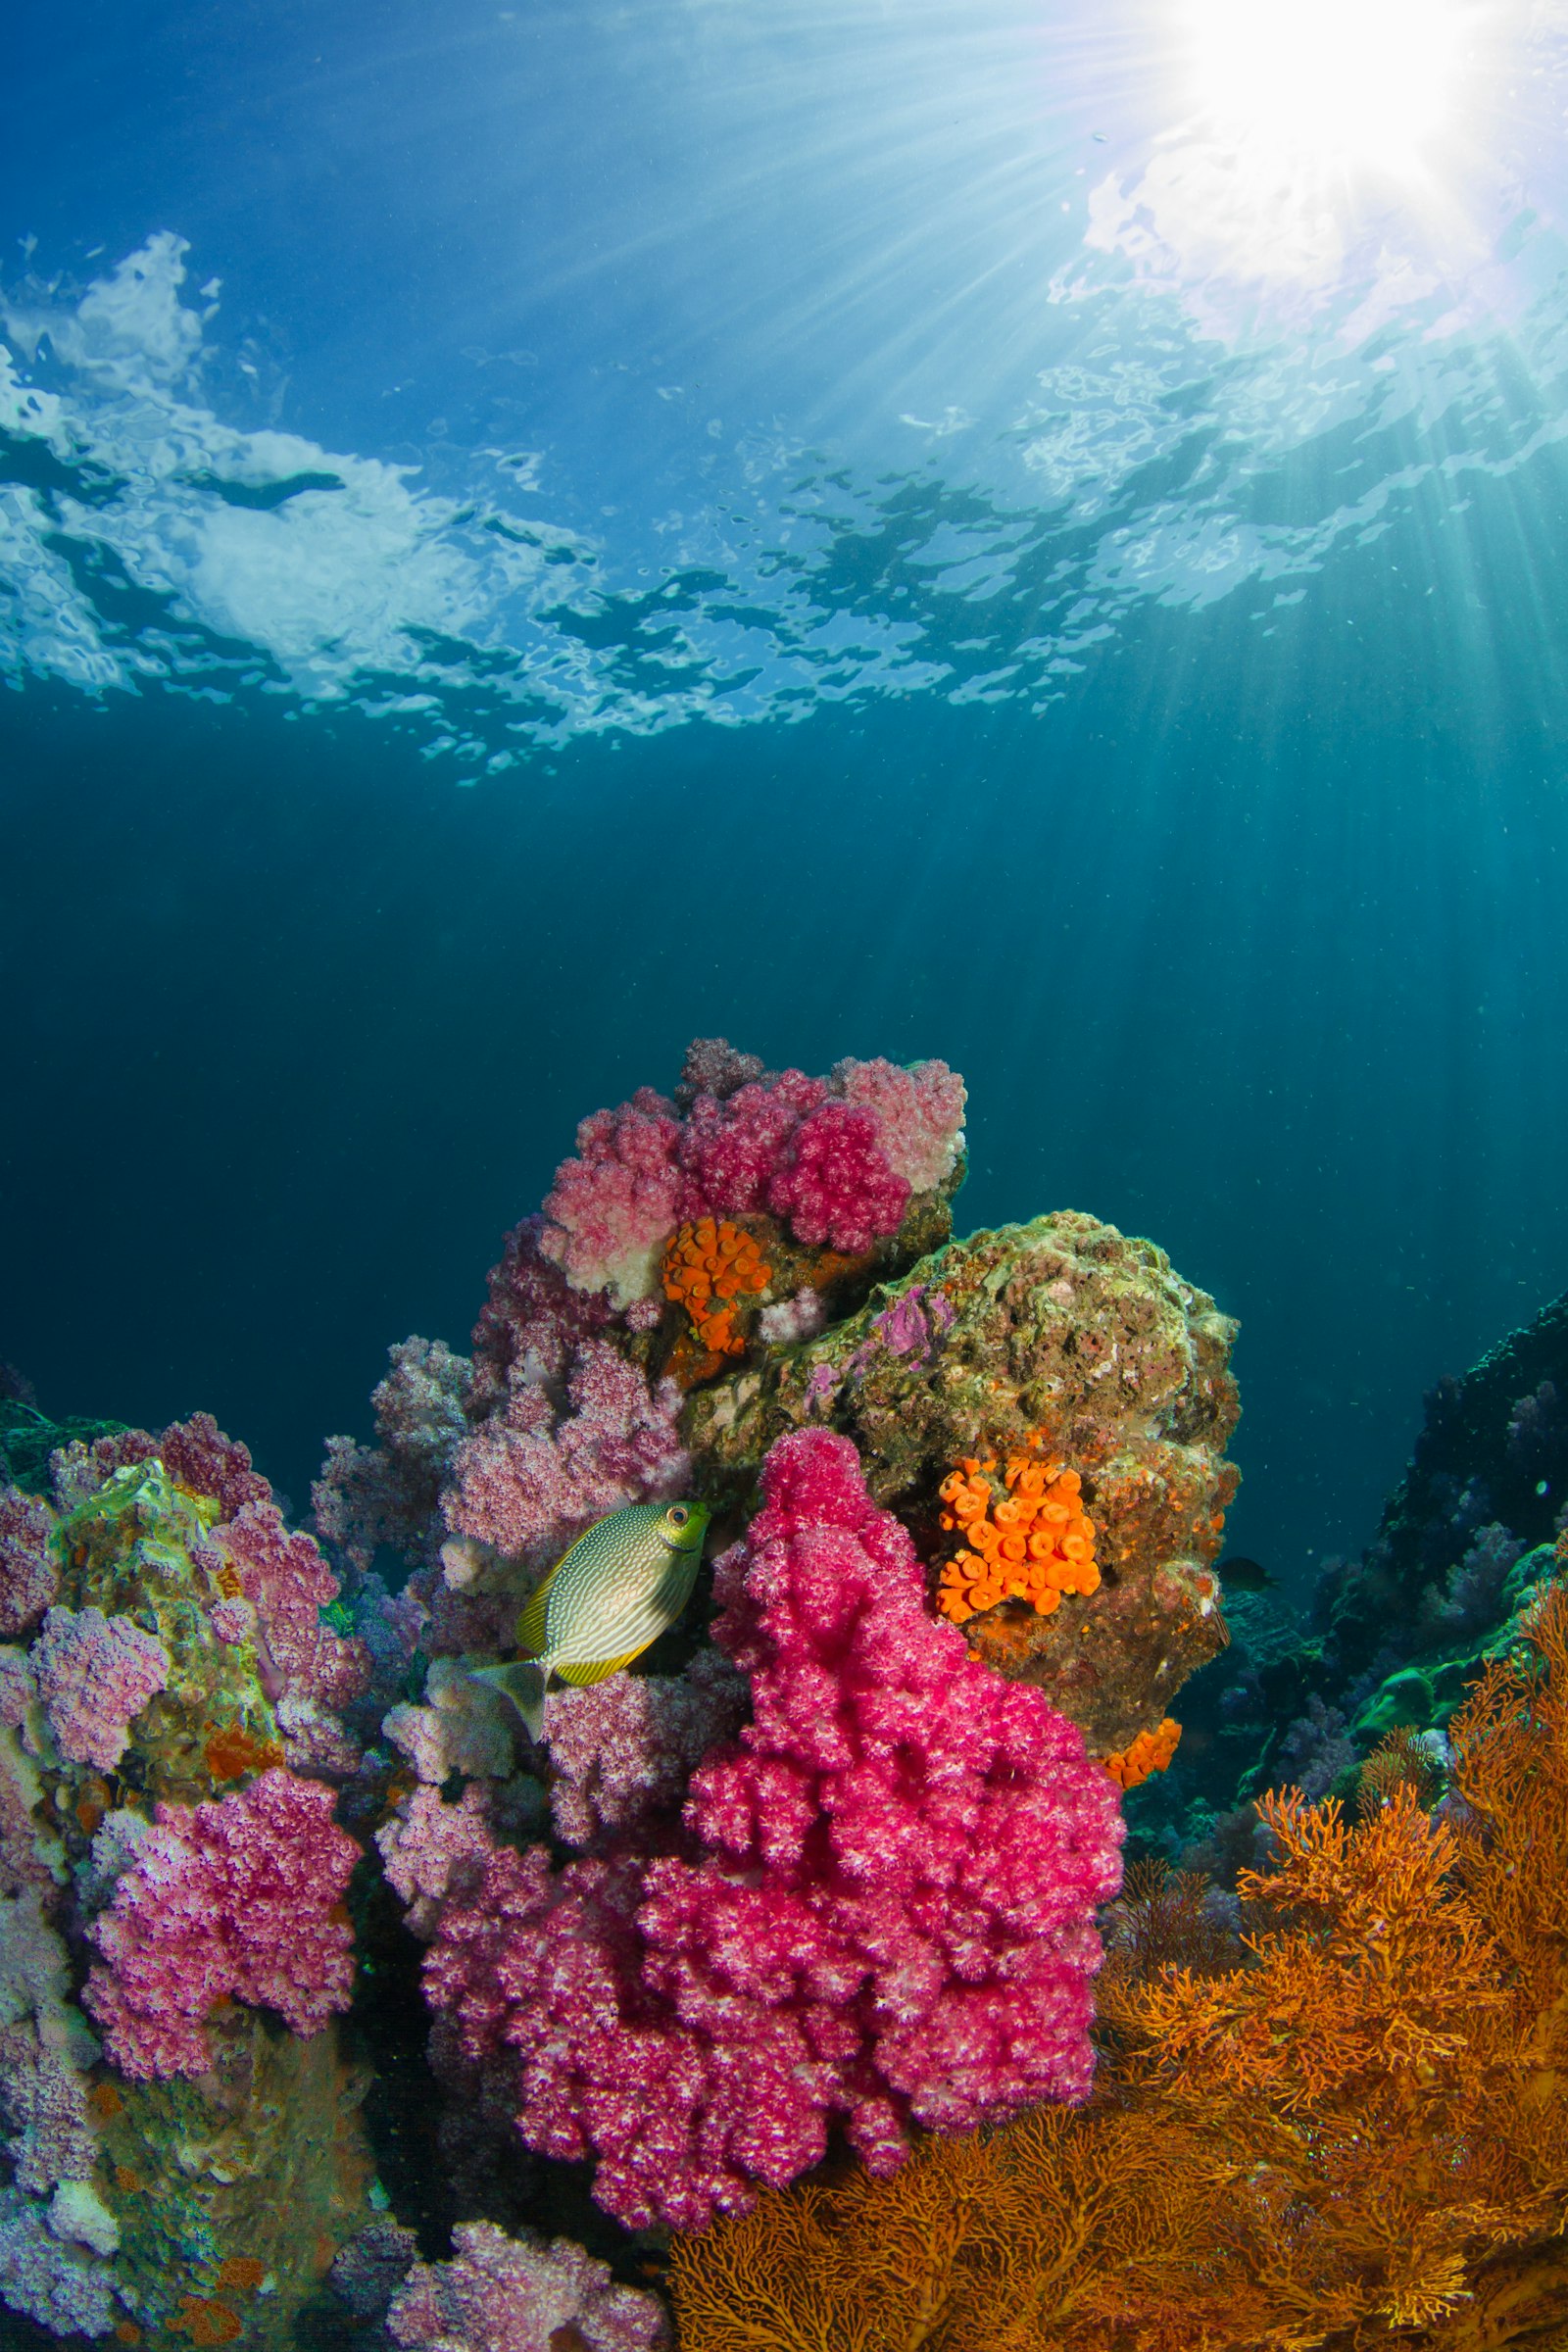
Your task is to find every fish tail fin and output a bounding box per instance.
[469,1660,550,1744]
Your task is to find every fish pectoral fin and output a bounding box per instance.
[552,1649,644,1689]
[469,1660,550,1743]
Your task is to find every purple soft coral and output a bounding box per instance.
[442,1338,689,1568]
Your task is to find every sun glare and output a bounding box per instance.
[1184,0,1467,171]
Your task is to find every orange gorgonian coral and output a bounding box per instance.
[935,1449,1099,1625]
[662,1218,771,1356]
[671,1587,1568,2351]
[1102,1716,1182,1789]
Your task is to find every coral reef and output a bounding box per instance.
[422,1430,1124,2230]
[0,1411,386,2349]
[668,1579,1568,2349]
[1,1043,1250,2349]
[387,2219,669,2352]
[684,1209,1239,1758]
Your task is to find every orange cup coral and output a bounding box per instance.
[662,1219,770,1356]
[935,1451,1099,1625]
[1102,1717,1182,1789]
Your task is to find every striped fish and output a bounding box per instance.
[472,1497,710,1742]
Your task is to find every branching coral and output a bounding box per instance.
[934,1449,1099,1624]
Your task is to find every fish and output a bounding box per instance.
[1217,1554,1279,1593]
[472,1497,710,1742]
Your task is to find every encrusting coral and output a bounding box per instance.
[668,1574,1568,2352]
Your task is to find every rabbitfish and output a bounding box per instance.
[473,1497,710,1741]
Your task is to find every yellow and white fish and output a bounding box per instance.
[473,1497,710,1742]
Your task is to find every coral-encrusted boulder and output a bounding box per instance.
[683,1211,1241,1757]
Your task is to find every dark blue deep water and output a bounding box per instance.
[4,0,1568,1598]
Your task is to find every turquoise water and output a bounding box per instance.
[4,5,1568,1631]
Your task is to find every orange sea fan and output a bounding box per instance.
[662,1218,771,1357]
[934,1448,1099,1625]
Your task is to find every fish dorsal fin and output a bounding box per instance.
[553,1648,644,1689]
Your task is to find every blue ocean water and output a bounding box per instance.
[4,0,1568,1600]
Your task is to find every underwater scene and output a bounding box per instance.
[5,0,1568,2346]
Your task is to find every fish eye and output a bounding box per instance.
[668,1504,689,1525]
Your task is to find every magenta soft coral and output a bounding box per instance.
[423,1429,1123,2230]
[83,1767,358,2079]
[763,1097,908,1252]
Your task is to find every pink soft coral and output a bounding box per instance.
[538,1090,686,1304]
[834,1055,966,1193]
[424,1430,1122,2230]
[30,1606,170,1771]
[208,1502,370,1713]
[0,1490,58,1640]
[442,1339,689,1568]
[678,1070,826,1217]
[387,2220,669,2352]
[83,1768,358,2079]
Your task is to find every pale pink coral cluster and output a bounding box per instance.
[539,1089,687,1304]
[29,1608,170,1772]
[314,1336,475,1575]
[424,1429,1123,2230]
[387,2219,669,2352]
[377,1783,498,1939]
[442,1338,689,1569]
[834,1055,967,1193]
[83,1767,358,2079]
[536,1044,965,1299]
[0,1493,58,1641]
